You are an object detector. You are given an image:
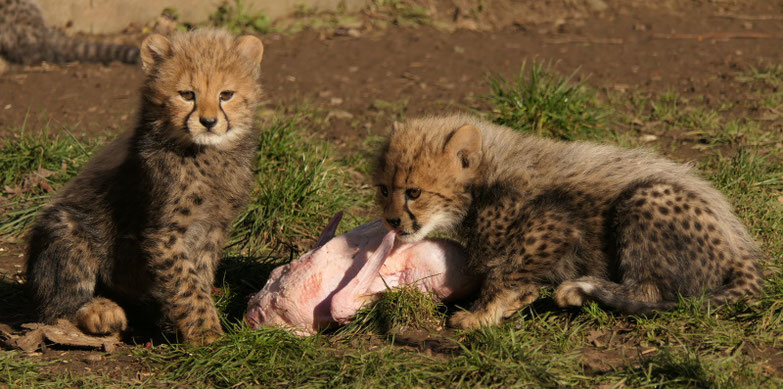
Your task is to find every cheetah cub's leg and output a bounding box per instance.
[449,260,540,330]
[147,230,223,345]
[449,208,578,330]
[26,211,127,335]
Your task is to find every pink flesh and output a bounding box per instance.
[244,214,479,335]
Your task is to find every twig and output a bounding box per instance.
[652,32,783,41]
[713,14,783,21]
[544,37,624,45]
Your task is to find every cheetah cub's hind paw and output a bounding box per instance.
[75,297,128,335]
[554,281,596,308]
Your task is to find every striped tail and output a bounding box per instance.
[579,282,678,314]
[43,29,139,64]
[556,268,762,315]
[555,279,677,315]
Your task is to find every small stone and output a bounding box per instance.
[82,354,103,363]
[456,19,479,31]
[329,97,343,106]
[586,0,608,12]
[327,110,353,120]
[640,134,658,142]
[777,195,783,204]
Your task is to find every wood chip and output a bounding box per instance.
[641,347,658,355]
[6,320,121,353]
[652,32,783,40]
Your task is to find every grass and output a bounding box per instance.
[341,284,447,335]
[1,62,783,387]
[0,352,53,386]
[486,61,610,141]
[0,130,102,235]
[369,0,431,27]
[208,0,273,34]
[228,112,361,255]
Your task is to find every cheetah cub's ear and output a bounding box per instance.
[444,124,482,180]
[139,34,171,74]
[234,35,265,66]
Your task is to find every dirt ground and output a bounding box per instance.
[3,1,783,142]
[2,0,783,382]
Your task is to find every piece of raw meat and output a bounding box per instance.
[244,212,479,335]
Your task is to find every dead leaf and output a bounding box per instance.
[33,168,56,178]
[3,185,22,196]
[587,329,608,348]
[14,329,45,352]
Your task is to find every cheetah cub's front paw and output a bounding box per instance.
[184,327,224,346]
[75,297,128,335]
[449,310,499,330]
[554,281,595,308]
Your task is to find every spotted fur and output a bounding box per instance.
[373,114,763,329]
[25,29,264,343]
[0,0,139,65]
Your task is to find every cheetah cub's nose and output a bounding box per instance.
[200,117,218,129]
[386,218,401,228]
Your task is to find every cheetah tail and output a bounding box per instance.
[561,280,677,315]
[45,29,139,64]
[582,284,677,315]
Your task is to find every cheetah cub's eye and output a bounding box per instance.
[406,189,421,200]
[179,91,195,101]
[378,185,389,197]
[220,91,234,101]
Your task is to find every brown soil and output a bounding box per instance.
[2,0,783,382]
[3,2,783,142]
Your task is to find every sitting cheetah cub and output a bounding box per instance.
[373,114,763,330]
[25,29,264,344]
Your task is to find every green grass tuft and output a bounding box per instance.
[0,131,102,235]
[342,284,447,335]
[209,0,273,34]
[0,352,55,387]
[228,113,362,255]
[486,62,610,141]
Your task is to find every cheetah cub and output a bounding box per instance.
[25,29,264,344]
[373,114,763,330]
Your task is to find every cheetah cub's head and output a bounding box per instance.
[373,118,483,242]
[139,29,264,147]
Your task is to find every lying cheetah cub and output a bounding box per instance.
[373,114,763,330]
[25,29,264,344]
